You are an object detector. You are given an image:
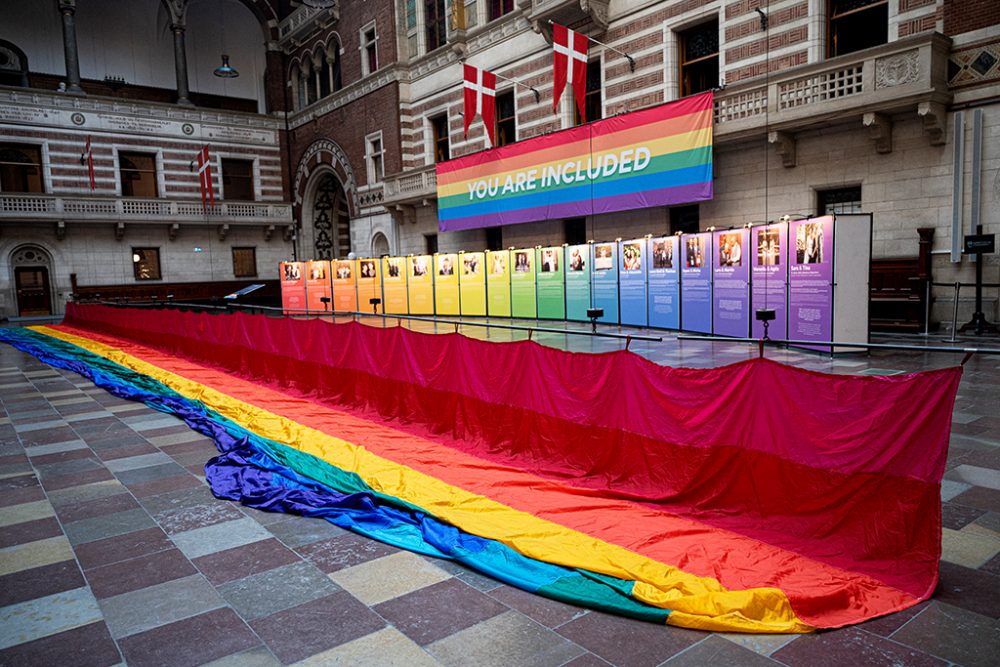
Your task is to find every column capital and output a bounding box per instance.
[58,0,76,13]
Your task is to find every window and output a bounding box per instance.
[425,233,438,254]
[425,0,447,52]
[232,247,257,278]
[829,0,887,58]
[464,0,478,29]
[488,0,513,21]
[405,0,418,57]
[331,48,343,91]
[486,226,502,251]
[565,218,586,245]
[678,19,719,97]
[494,90,516,147]
[573,60,603,126]
[669,205,700,234]
[0,144,43,193]
[132,248,161,280]
[361,24,378,76]
[221,159,254,201]
[118,151,157,197]
[431,114,450,163]
[366,133,384,184]
[818,186,862,215]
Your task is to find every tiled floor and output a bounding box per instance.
[1,320,999,666]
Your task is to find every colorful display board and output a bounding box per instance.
[565,244,591,321]
[788,216,834,347]
[591,242,619,324]
[619,238,647,327]
[279,261,305,314]
[680,232,712,333]
[486,250,511,317]
[751,223,788,339]
[536,246,566,320]
[434,253,460,316]
[510,248,537,319]
[305,260,333,313]
[356,258,382,314]
[712,228,751,338]
[435,92,714,232]
[407,255,435,315]
[459,252,487,316]
[332,260,358,313]
[381,256,408,315]
[647,236,680,329]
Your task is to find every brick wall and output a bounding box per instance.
[943,0,1000,35]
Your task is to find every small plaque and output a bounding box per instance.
[964,234,995,254]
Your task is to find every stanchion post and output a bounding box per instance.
[924,280,931,336]
[950,282,961,343]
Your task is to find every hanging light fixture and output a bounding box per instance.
[301,1,337,7]
[213,54,239,78]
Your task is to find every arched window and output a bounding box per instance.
[0,40,29,88]
[313,174,351,259]
[371,232,390,258]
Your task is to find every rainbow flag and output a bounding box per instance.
[436,92,713,231]
[0,304,961,633]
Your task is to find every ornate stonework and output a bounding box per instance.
[875,50,919,89]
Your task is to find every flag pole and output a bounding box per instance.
[491,71,540,103]
[548,20,635,72]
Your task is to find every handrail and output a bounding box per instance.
[677,334,1000,356]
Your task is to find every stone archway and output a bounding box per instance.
[311,173,351,259]
[10,244,55,316]
[371,231,390,258]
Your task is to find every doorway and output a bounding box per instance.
[15,266,52,316]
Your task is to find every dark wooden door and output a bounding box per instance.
[15,266,51,316]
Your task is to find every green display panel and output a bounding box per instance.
[510,248,537,319]
[565,243,592,321]
[536,246,566,320]
[459,252,486,316]
[486,250,511,317]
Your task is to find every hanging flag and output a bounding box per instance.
[83,135,96,191]
[463,64,497,147]
[552,23,589,122]
[196,145,215,211]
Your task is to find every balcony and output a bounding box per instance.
[714,32,952,152]
[382,165,438,208]
[0,194,293,226]
[518,0,611,34]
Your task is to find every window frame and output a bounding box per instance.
[131,247,162,281]
[572,58,603,127]
[430,113,450,163]
[232,246,258,278]
[487,0,514,22]
[817,185,863,215]
[365,131,385,184]
[827,0,889,58]
[117,150,159,198]
[0,143,44,193]
[677,18,720,98]
[424,0,448,52]
[220,157,256,201]
[360,22,378,76]
[494,89,516,148]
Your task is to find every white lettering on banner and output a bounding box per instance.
[467,147,653,201]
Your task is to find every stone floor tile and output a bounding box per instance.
[555,609,701,667]
[41,466,115,491]
[118,608,260,667]
[171,516,272,560]
[86,547,198,599]
[329,550,452,606]
[0,536,74,576]
[0,517,62,549]
[487,582,588,629]
[55,490,152,524]
[193,537,301,586]
[0,621,120,667]
[95,443,160,461]
[46,479,126,508]
[934,561,1000,618]
[942,502,986,530]
[20,439,87,456]
[855,601,931,638]
[99,574,226,639]
[889,601,1000,667]
[264,513,349,548]
[218,560,341,621]
[0,560,85,608]
[663,636,780,666]
[0,485,46,508]
[291,627,441,667]
[250,592,387,665]
[428,610,585,667]
[0,499,54,527]
[147,431,212,447]
[945,464,1000,491]
[375,577,508,646]
[26,446,93,466]
[773,628,948,667]
[74,527,174,571]
[13,419,69,433]
[124,472,204,498]
[102,451,175,473]
[63,507,157,546]
[0,586,102,650]
[18,425,78,446]
[114,461,189,485]
[296,533,400,573]
[940,526,1000,569]
[202,646,281,667]
[154,499,245,535]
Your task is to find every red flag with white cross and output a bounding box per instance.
[463,64,497,147]
[552,23,588,122]
[196,145,215,211]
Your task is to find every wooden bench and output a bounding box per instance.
[869,229,933,332]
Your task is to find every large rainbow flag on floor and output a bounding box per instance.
[1,304,961,633]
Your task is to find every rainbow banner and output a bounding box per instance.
[435,92,713,231]
[1,304,961,635]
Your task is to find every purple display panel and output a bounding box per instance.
[680,232,712,333]
[712,228,751,337]
[751,223,788,339]
[788,216,835,348]
[647,236,680,329]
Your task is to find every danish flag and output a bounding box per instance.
[552,23,589,122]
[196,145,215,211]
[463,64,497,147]
[83,135,95,190]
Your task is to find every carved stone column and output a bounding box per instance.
[171,24,193,106]
[58,0,83,94]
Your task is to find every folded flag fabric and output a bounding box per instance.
[0,304,962,633]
